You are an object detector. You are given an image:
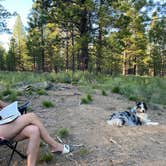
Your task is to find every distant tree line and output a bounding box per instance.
[0,0,165,76]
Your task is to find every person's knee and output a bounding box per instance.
[28,112,37,119]
[26,125,40,156]
[27,125,40,139]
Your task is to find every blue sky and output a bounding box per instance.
[0,0,33,50]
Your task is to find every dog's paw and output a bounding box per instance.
[107,119,123,127]
[146,122,159,125]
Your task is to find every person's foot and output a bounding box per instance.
[51,144,70,154]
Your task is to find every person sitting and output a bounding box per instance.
[0,100,70,166]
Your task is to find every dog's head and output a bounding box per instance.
[135,102,147,113]
[135,102,148,123]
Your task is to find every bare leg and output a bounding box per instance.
[13,125,40,166]
[0,113,63,152]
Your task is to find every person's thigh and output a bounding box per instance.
[0,113,34,139]
[13,125,40,142]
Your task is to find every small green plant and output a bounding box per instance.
[37,89,47,95]
[40,152,53,163]
[157,112,162,116]
[40,141,46,147]
[57,128,69,138]
[7,92,17,101]
[102,90,107,96]
[128,96,138,101]
[2,88,13,96]
[87,94,93,102]
[80,97,89,104]
[42,101,54,108]
[61,97,64,102]
[0,93,2,99]
[2,89,18,102]
[111,86,120,93]
[79,147,89,156]
[81,94,93,104]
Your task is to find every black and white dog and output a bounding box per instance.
[107,102,158,126]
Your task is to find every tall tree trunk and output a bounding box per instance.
[66,30,69,71]
[79,1,89,71]
[33,49,36,71]
[71,24,75,72]
[96,21,102,73]
[41,25,45,72]
[96,0,104,73]
[133,57,138,75]
[122,50,127,75]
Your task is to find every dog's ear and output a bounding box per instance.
[135,101,140,106]
[143,102,148,110]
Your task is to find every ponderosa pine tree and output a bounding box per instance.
[6,37,17,71]
[148,12,166,76]
[12,14,28,70]
[0,44,6,70]
[27,0,50,72]
[111,0,148,75]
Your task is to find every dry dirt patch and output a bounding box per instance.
[0,83,166,166]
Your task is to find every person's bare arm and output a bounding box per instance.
[0,100,8,109]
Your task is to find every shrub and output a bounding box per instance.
[87,94,93,102]
[1,88,18,102]
[79,147,89,156]
[57,128,69,138]
[37,89,47,95]
[40,141,46,147]
[40,152,53,163]
[111,86,120,93]
[128,96,138,101]
[80,97,89,104]
[81,94,93,104]
[102,90,107,96]
[42,101,54,108]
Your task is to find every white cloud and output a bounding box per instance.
[0,0,32,51]
[0,33,11,50]
[0,17,16,50]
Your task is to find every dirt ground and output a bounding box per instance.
[0,83,166,166]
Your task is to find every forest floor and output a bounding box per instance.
[0,83,166,166]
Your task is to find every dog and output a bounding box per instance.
[107,102,159,127]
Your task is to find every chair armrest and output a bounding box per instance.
[18,101,30,115]
[0,137,5,140]
[0,137,6,145]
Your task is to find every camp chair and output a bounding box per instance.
[0,101,30,166]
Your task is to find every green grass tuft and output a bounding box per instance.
[80,98,89,104]
[37,89,47,95]
[79,147,89,156]
[111,86,120,93]
[1,88,18,102]
[102,90,107,96]
[81,94,93,104]
[128,96,138,101]
[39,152,53,163]
[42,101,54,108]
[87,94,93,102]
[57,128,69,138]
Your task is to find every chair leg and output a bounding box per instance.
[6,142,26,166]
[7,142,17,166]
